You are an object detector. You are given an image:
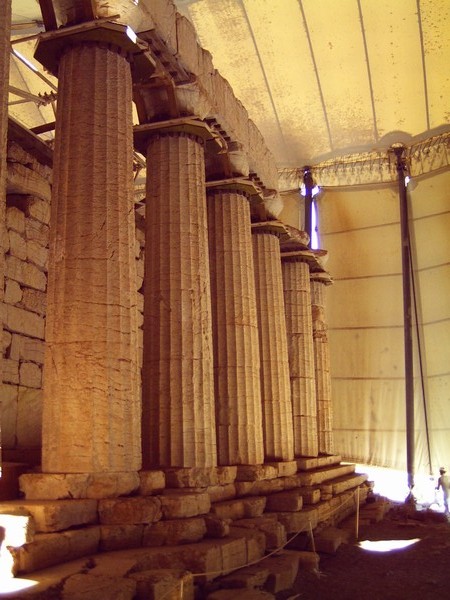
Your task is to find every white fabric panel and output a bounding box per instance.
[321,170,450,475]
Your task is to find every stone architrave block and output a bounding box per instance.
[11,526,100,574]
[3,359,19,384]
[143,517,206,547]
[265,490,304,512]
[0,509,35,547]
[98,497,162,525]
[19,362,42,388]
[6,207,25,234]
[4,279,22,305]
[16,387,42,447]
[7,499,99,533]
[8,229,27,260]
[99,524,144,552]
[128,569,194,600]
[10,334,45,363]
[6,256,47,292]
[5,304,45,339]
[20,288,46,315]
[62,573,137,600]
[85,472,141,499]
[139,470,166,496]
[159,492,210,519]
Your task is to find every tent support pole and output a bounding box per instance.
[394,145,415,494]
[303,166,313,243]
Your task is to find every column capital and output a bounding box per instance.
[35,20,155,81]
[310,270,333,285]
[251,220,290,239]
[281,248,328,272]
[134,117,223,153]
[206,177,262,200]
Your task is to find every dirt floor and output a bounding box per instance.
[281,504,450,600]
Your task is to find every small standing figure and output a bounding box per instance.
[436,467,450,514]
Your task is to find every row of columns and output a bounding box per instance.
[20,30,334,477]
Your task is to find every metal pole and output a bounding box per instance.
[394,145,415,494]
[303,166,313,243]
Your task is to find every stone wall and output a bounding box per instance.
[1,135,146,463]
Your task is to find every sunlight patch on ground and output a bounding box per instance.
[0,577,38,595]
[358,538,420,553]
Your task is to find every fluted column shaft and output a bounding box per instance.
[207,190,264,466]
[42,44,140,473]
[282,259,318,457]
[311,278,334,455]
[142,132,217,468]
[252,231,294,461]
[0,0,11,392]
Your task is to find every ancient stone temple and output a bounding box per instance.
[0,1,373,597]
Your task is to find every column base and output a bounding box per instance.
[19,471,140,500]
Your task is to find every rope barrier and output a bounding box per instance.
[156,485,364,599]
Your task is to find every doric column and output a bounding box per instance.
[140,127,216,469]
[207,186,264,466]
[311,274,334,455]
[282,256,318,457]
[251,224,294,462]
[0,0,11,460]
[40,41,140,474]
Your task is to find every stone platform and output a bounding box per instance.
[0,457,370,597]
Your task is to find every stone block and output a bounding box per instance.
[274,507,318,535]
[294,463,355,486]
[25,218,49,246]
[100,524,144,551]
[10,334,45,363]
[235,478,284,497]
[7,162,51,201]
[6,499,98,533]
[139,470,165,495]
[296,550,320,571]
[26,197,51,224]
[204,515,230,538]
[216,466,237,485]
[228,526,266,563]
[211,496,266,520]
[0,508,35,546]
[11,526,100,574]
[160,492,210,519]
[6,255,46,292]
[296,455,342,471]
[208,483,236,503]
[16,387,42,447]
[6,206,25,234]
[4,304,45,338]
[1,384,18,447]
[143,517,206,546]
[266,461,298,477]
[4,278,23,305]
[234,516,287,550]
[62,573,136,600]
[99,497,162,525]
[8,229,27,260]
[20,288,46,315]
[207,589,275,599]
[236,465,277,482]
[19,472,140,500]
[313,526,348,554]
[263,550,301,593]
[165,467,218,488]
[218,564,270,589]
[19,361,42,388]
[27,239,49,269]
[129,569,194,600]
[2,329,12,353]
[3,359,19,384]
[265,490,303,512]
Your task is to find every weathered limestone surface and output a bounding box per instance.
[282,259,318,457]
[142,132,216,469]
[41,44,140,473]
[98,497,162,525]
[207,190,264,466]
[0,499,98,532]
[129,569,194,600]
[311,278,334,455]
[252,231,294,462]
[160,491,210,519]
[143,517,207,546]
